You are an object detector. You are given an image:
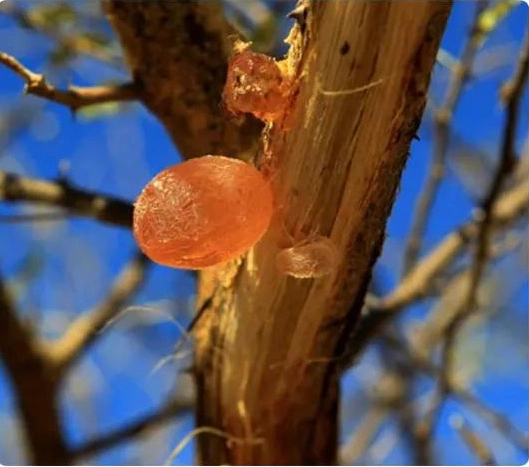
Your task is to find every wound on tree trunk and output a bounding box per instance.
[105,1,452,465]
[194,2,452,465]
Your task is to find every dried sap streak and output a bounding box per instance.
[133,156,273,269]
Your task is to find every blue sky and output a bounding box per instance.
[0,2,527,465]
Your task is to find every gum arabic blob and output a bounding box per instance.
[133,156,273,269]
[223,50,289,123]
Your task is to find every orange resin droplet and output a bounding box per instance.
[223,50,287,122]
[133,156,273,269]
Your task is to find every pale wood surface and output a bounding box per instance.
[195,2,452,464]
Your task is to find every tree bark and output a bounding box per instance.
[105,0,452,464]
[0,284,67,465]
[194,2,452,465]
[103,1,262,160]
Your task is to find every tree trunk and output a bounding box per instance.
[106,0,452,464]
[194,2,452,465]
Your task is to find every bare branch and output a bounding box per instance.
[71,398,192,458]
[384,334,529,452]
[403,1,489,274]
[48,252,149,372]
[345,181,528,362]
[450,414,496,465]
[0,171,133,228]
[0,51,139,111]
[456,387,529,452]
[420,20,529,445]
[0,2,122,66]
[339,406,386,464]
[0,273,69,463]
[469,17,529,303]
[382,182,528,311]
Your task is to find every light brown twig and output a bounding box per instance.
[420,20,529,445]
[450,414,496,465]
[0,51,138,111]
[383,334,529,452]
[48,252,149,372]
[403,1,489,274]
[345,181,528,363]
[72,398,192,458]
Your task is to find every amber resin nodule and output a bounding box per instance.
[133,155,274,269]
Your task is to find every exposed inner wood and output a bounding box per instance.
[194,2,452,465]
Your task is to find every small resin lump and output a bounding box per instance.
[223,49,289,123]
[276,236,338,279]
[133,156,273,269]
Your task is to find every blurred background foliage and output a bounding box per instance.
[0,0,527,465]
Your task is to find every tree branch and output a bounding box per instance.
[49,252,149,372]
[403,1,489,274]
[383,334,529,453]
[0,171,133,228]
[346,180,528,361]
[1,3,122,66]
[450,414,496,465]
[71,397,192,459]
[0,51,138,111]
[103,1,262,160]
[419,21,529,445]
[0,273,69,464]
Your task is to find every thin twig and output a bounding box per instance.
[1,2,122,66]
[456,389,529,452]
[0,271,70,463]
[381,330,433,464]
[403,1,489,274]
[420,20,529,446]
[0,171,133,228]
[0,212,69,223]
[343,181,528,365]
[339,406,386,464]
[0,51,139,111]
[450,414,496,465]
[71,398,192,458]
[383,334,529,452]
[48,252,150,372]
[381,182,528,311]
